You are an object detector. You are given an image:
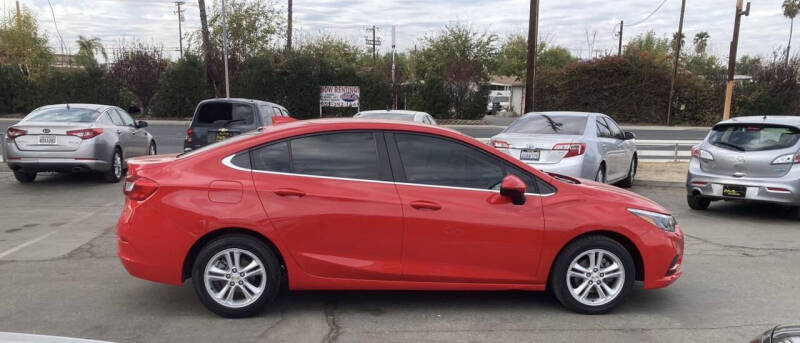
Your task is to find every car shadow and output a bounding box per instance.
[701,200,798,222]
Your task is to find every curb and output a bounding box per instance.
[635,180,684,188]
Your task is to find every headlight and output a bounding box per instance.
[628,209,676,232]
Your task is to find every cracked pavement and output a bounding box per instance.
[0,171,798,342]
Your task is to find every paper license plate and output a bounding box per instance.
[520,149,540,161]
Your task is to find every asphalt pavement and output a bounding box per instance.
[0,170,798,342]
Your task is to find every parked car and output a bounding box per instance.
[118,119,683,318]
[3,104,155,183]
[752,324,800,343]
[686,116,800,217]
[184,98,291,151]
[354,110,437,125]
[490,112,638,187]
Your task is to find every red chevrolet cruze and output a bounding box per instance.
[117,119,683,317]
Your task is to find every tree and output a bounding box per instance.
[154,53,211,118]
[0,6,53,68]
[783,0,800,63]
[75,36,107,68]
[671,32,686,54]
[624,31,671,65]
[493,34,574,80]
[110,44,167,116]
[197,0,216,96]
[693,32,710,55]
[538,45,575,70]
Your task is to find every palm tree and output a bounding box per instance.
[75,35,107,67]
[784,0,800,63]
[693,32,710,55]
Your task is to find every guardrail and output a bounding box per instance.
[475,138,701,163]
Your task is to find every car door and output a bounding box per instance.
[250,131,405,281]
[106,109,136,159]
[604,117,634,178]
[595,117,624,180]
[116,108,148,156]
[388,132,546,284]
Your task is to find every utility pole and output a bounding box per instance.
[364,26,381,65]
[221,0,230,98]
[617,20,624,56]
[286,0,292,51]
[666,0,686,126]
[723,0,750,120]
[15,0,20,25]
[372,25,377,64]
[524,0,539,113]
[174,1,185,57]
[391,25,397,110]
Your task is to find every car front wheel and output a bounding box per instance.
[13,170,37,183]
[550,235,635,314]
[192,234,281,318]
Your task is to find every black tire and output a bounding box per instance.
[595,164,606,183]
[550,235,635,314]
[148,141,157,155]
[617,157,637,188]
[191,234,281,318]
[103,149,123,183]
[13,170,37,183]
[687,193,711,210]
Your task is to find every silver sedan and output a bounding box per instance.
[2,104,156,183]
[490,112,638,186]
[686,116,800,216]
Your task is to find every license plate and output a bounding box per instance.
[215,131,231,142]
[38,135,56,145]
[722,185,747,198]
[520,149,540,161]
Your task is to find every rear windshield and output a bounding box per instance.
[25,108,100,123]
[178,130,261,158]
[709,124,800,151]
[356,112,416,121]
[195,102,255,126]
[504,114,588,135]
[491,96,510,103]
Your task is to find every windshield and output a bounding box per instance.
[504,114,588,135]
[178,130,261,158]
[195,102,255,126]
[356,112,416,121]
[708,124,800,152]
[25,108,100,123]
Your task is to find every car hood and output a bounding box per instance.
[573,178,670,215]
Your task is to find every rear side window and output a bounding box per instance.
[116,109,135,127]
[709,125,800,151]
[596,119,612,138]
[252,142,291,172]
[290,132,380,180]
[107,110,124,126]
[395,133,504,190]
[195,103,255,126]
[26,108,100,123]
[603,117,624,139]
[505,114,587,135]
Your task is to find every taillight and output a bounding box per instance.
[6,127,26,140]
[186,128,193,144]
[691,146,714,160]
[490,140,509,149]
[123,175,159,201]
[67,128,103,140]
[771,152,800,165]
[553,143,586,158]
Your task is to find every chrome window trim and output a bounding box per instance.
[222,153,554,197]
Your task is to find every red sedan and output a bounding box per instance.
[117,119,683,318]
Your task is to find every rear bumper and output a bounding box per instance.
[6,158,110,172]
[686,159,800,205]
[3,137,113,172]
[525,156,591,179]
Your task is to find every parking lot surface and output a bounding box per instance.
[0,167,798,342]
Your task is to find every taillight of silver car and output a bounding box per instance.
[66,128,103,140]
[771,151,800,165]
[123,175,159,201]
[6,127,26,140]
[553,143,586,158]
[691,146,714,161]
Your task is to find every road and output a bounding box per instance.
[1,119,709,157]
[0,170,798,342]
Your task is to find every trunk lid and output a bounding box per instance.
[11,122,93,152]
[493,133,582,164]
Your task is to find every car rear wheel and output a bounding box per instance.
[13,170,37,183]
[191,234,281,318]
[550,235,635,314]
[687,194,711,210]
[617,157,637,188]
[103,149,123,183]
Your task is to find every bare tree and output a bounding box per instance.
[110,44,167,116]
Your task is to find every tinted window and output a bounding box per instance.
[195,102,255,126]
[230,152,251,169]
[116,109,135,127]
[107,110,124,126]
[280,108,289,117]
[252,141,291,172]
[596,119,612,138]
[505,114,588,135]
[395,134,505,190]
[604,117,624,139]
[26,108,101,123]
[709,124,800,151]
[272,107,282,116]
[290,132,380,180]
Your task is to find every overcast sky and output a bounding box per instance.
[6,0,796,61]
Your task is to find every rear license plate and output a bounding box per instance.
[215,131,231,142]
[38,135,56,145]
[722,185,747,198]
[520,149,540,161]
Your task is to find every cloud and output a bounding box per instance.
[12,0,796,60]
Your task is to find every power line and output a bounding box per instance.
[46,0,66,55]
[627,0,670,27]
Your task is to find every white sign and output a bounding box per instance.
[320,86,360,108]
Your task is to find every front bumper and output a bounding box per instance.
[641,225,684,289]
[686,159,800,205]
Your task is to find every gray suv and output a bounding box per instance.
[184,98,291,151]
[686,116,800,217]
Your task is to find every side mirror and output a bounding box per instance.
[500,175,527,205]
[136,120,149,128]
[128,106,141,115]
[624,131,636,140]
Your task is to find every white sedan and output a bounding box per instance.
[354,110,437,125]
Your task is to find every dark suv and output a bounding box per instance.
[184,98,291,151]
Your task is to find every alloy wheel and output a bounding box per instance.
[113,152,122,179]
[204,248,267,309]
[566,249,625,307]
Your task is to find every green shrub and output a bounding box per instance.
[153,54,211,118]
